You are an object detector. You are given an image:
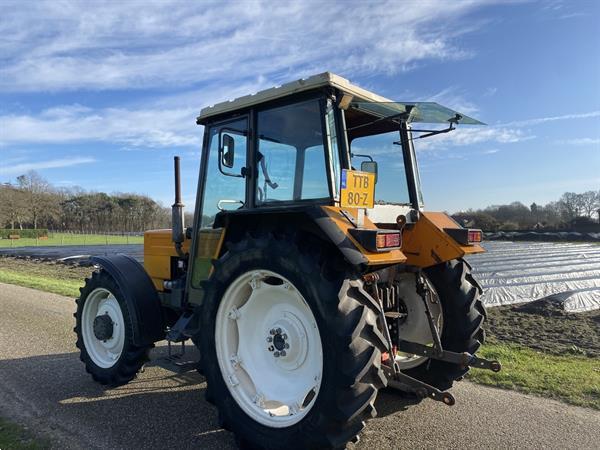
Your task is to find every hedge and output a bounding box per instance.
[0,229,49,239]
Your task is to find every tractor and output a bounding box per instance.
[74,72,500,449]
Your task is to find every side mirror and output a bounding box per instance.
[220,134,235,168]
[361,160,378,183]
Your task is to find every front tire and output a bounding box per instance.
[198,235,387,449]
[75,270,152,386]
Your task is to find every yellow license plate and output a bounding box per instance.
[340,169,375,209]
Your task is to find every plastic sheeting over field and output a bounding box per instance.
[467,242,600,312]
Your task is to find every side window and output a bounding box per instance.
[256,100,329,204]
[200,118,248,228]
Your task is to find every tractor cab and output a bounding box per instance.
[195,72,483,230]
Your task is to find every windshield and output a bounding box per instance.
[345,100,483,208]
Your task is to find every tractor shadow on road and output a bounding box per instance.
[373,388,423,417]
[0,346,237,449]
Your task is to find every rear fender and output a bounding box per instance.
[402,212,485,268]
[91,254,165,346]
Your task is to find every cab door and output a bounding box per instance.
[188,116,249,303]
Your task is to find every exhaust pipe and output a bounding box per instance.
[172,156,186,257]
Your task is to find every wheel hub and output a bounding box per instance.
[93,313,114,341]
[267,327,290,357]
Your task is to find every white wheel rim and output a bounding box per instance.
[81,287,125,368]
[394,274,443,369]
[215,270,323,428]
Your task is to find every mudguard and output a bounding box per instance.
[91,254,165,346]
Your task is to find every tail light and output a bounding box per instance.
[350,228,401,252]
[467,229,482,243]
[444,227,484,246]
[376,232,401,249]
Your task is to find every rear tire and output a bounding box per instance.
[198,234,387,449]
[75,270,152,386]
[402,259,486,391]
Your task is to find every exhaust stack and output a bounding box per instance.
[172,156,185,257]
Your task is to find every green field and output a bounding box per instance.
[0,258,91,297]
[0,232,143,248]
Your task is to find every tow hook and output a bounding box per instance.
[397,340,502,373]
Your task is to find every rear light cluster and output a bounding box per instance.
[376,232,401,249]
[468,229,482,243]
[348,228,402,253]
[443,227,484,246]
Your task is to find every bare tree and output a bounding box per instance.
[579,190,600,218]
[0,184,29,229]
[16,171,57,229]
[558,192,584,222]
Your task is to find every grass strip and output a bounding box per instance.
[467,342,600,410]
[0,268,82,297]
[0,232,143,248]
[0,417,50,450]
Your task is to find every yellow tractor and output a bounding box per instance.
[74,73,499,449]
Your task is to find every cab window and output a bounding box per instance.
[256,100,329,204]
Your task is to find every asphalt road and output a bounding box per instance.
[1,283,599,449]
[0,244,144,263]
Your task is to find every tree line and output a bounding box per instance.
[1,171,597,233]
[452,190,600,231]
[0,171,192,233]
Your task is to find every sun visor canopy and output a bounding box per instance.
[349,101,485,125]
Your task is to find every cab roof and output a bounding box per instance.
[197,72,391,124]
[197,72,484,126]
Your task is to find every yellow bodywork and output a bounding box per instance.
[402,211,484,267]
[144,209,483,291]
[144,228,226,291]
[322,207,483,269]
[321,206,407,266]
[144,230,191,291]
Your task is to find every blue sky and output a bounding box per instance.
[1,0,598,212]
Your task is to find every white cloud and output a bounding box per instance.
[426,86,480,115]
[415,126,533,151]
[0,0,490,93]
[0,106,200,148]
[0,157,96,175]
[498,111,600,127]
[554,137,600,146]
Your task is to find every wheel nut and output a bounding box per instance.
[285,343,290,349]
[282,334,288,340]
[276,328,282,334]
[270,329,276,335]
[280,350,286,357]
[274,351,280,358]
[266,336,273,343]
[268,345,274,352]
